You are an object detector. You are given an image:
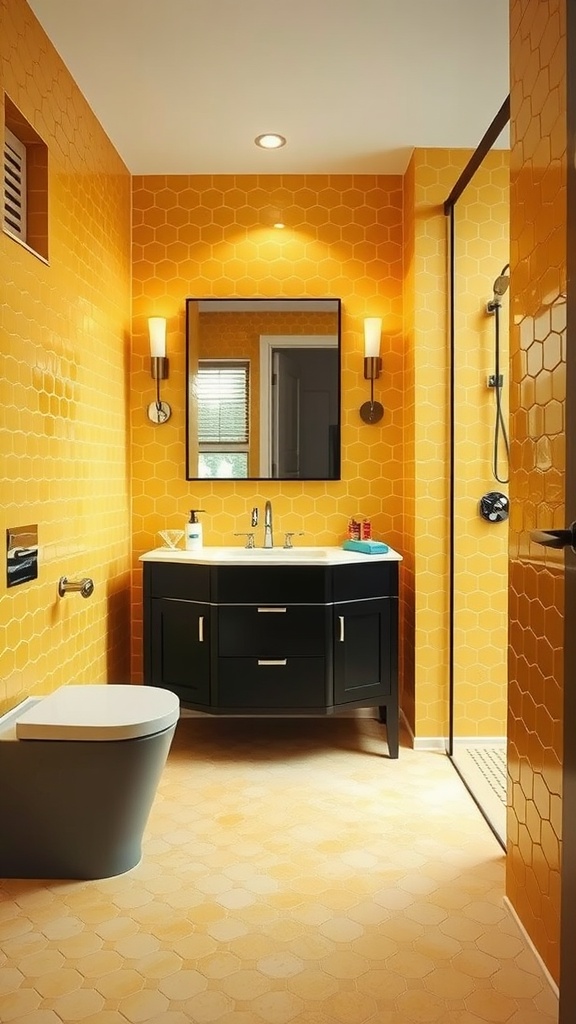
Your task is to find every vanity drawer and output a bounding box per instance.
[213,566,330,604]
[146,562,211,601]
[217,658,327,708]
[331,562,398,602]
[218,605,327,657]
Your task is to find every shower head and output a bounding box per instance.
[493,264,510,297]
[493,274,510,297]
[487,264,510,313]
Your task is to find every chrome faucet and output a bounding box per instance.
[263,500,274,548]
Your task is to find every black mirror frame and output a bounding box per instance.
[185,297,342,482]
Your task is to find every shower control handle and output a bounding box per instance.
[531,524,576,552]
[479,492,509,523]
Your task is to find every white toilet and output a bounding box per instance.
[0,684,179,879]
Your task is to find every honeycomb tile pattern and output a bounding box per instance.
[0,0,132,716]
[506,0,566,983]
[405,149,510,740]
[0,717,559,1024]
[130,175,405,682]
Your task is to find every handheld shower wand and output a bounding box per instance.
[487,263,510,312]
[487,264,510,484]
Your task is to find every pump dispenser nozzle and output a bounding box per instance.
[186,510,206,550]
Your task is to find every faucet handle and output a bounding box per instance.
[283,532,304,550]
[251,507,259,527]
[234,532,256,549]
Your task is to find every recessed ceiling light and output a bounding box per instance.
[255,133,286,150]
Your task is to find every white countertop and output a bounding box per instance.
[140,544,402,566]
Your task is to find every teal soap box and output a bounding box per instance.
[342,539,389,554]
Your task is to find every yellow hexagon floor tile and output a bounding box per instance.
[0,718,559,1024]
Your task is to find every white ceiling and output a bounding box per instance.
[26,0,510,175]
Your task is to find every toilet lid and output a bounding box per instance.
[15,685,180,741]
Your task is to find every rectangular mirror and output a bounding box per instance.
[186,298,341,480]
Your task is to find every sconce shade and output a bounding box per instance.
[364,318,382,358]
[360,316,384,424]
[148,317,167,357]
[147,317,171,423]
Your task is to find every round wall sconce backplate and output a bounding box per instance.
[360,400,384,424]
[147,401,172,424]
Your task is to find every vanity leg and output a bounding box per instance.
[378,704,399,759]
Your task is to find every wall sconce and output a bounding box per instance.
[359,317,384,423]
[147,317,171,423]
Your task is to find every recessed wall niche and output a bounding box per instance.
[3,95,48,262]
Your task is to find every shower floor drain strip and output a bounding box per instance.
[452,745,507,847]
[466,746,507,801]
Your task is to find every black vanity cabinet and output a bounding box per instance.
[143,557,399,756]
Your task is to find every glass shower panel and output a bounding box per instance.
[450,148,510,847]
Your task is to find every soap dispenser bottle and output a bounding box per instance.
[186,510,205,551]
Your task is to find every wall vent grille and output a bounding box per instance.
[3,127,26,240]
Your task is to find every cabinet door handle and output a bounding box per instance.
[257,607,287,613]
[339,615,345,642]
[257,659,287,666]
[198,616,204,642]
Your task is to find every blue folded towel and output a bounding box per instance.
[342,539,389,554]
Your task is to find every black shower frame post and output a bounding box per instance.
[442,96,510,841]
[443,96,510,210]
[560,2,576,1017]
[446,205,455,759]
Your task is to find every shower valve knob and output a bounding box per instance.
[479,492,509,523]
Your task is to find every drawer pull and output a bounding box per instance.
[257,607,287,613]
[339,615,345,642]
[257,659,287,666]
[198,616,204,642]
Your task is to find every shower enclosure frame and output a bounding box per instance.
[443,96,510,850]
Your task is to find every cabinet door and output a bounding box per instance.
[333,599,391,704]
[150,599,210,705]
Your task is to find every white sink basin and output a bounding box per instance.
[193,546,331,562]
